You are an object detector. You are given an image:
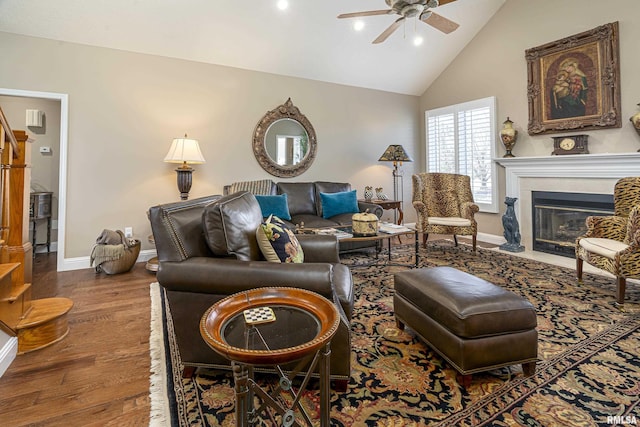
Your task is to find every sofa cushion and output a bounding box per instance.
[277,182,317,216]
[320,190,359,219]
[256,215,304,263]
[255,194,291,220]
[202,191,263,261]
[315,182,351,217]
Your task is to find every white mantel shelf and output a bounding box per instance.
[495,152,640,199]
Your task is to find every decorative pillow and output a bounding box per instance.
[254,194,291,220]
[228,179,274,195]
[256,215,304,263]
[320,190,359,219]
[431,190,461,217]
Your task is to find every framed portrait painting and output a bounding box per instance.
[526,22,621,135]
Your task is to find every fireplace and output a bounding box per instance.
[532,191,614,258]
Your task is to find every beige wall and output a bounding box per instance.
[0,96,61,247]
[420,0,640,237]
[0,32,419,262]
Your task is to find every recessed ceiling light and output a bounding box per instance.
[353,20,365,31]
[413,35,424,46]
[277,0,288,10]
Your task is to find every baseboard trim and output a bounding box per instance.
[477,232,506,246]
[60,249,157,272]
[34,242,58,254]
[0,336,18,378]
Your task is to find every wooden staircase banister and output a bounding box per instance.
[0,105,20,158]
[0,104,72,355]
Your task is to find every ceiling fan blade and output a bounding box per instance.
[372,17,405,44]
[337,10,393,19]
[421,12,459,34]
[437,0,458,6]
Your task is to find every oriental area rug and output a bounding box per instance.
[149,242,640,426]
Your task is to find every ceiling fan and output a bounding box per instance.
[338,0,460,44]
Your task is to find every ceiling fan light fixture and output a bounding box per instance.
[413,35,424,46]
[420,11,433,21]
[353,20,365,31]
[339,0,460,44]
[276,0,288,11]
[400,4,424,18]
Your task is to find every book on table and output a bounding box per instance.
[315,227,353,239]
[378,223,412,234]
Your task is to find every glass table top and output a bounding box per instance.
[222,305,320,352]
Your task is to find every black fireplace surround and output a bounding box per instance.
[532,191,614,258]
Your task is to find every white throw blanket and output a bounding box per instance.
[90,229,135,267]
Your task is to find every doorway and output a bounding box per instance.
[0,88,69,272]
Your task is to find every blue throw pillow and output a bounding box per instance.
[254,194,291,220]
[320,190,359,219]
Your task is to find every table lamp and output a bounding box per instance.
[164,134,206,200]
[378,144,413,222]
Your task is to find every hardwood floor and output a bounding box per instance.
[0,253,154,427]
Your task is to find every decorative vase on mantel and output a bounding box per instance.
[631,103,640,151]
[500,117,518,158]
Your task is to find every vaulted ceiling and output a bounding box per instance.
[0,0,505,95]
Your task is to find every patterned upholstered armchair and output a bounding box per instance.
[412,173,479,251]
[576,177,640,306]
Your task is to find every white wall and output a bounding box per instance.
[0,32,420,263]
[420,0,640,237]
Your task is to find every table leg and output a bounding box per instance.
[388,237,392,263]
[31,220,36,258]
[395,205,404,244]
[414,230,419,268]
[46,217,51,253]
[319,343,331,427]
[232,362,251,427]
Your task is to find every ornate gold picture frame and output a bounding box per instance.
[526,22,621,135]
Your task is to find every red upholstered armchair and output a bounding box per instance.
[412,173,479,251]
[576,177,640,306]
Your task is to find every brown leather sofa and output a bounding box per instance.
[224,180,383,252]
[148,191,354,389]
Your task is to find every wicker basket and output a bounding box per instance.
[96,240,141,274]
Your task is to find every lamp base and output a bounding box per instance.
[175,167,194,200]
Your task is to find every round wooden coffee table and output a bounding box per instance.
[200,287,340,427]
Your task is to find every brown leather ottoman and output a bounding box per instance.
[393,266,538,386]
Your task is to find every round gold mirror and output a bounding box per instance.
[253,98,317,178]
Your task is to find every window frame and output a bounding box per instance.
[425,96,498,213]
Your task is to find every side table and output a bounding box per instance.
[30,191,53,257]
[361,199,403,225]
[200,287,340,427]
[145,234,158,273]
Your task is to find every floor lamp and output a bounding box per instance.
[378,145,413,223]
[164,134,206,200]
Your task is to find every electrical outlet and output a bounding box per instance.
[124,227,133,238]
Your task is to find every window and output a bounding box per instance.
[276,135,305,166]
[425,96,498,213]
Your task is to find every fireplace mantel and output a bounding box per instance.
[495,153,640,249]
[496,152,640,200]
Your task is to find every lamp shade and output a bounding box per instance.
[164,135,206,165]
[378,145,413,163]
